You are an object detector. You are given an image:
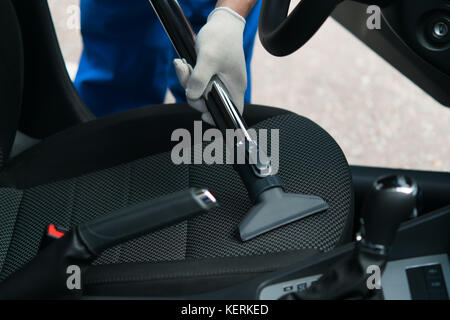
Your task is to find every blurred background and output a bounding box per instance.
[48,0,449,172]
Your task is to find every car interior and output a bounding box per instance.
[0,0,448,300]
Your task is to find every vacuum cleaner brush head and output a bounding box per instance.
[238,187,329,241]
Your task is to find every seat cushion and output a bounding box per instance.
[0,104,353,295]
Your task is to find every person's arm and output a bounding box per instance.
[215,0,258,18]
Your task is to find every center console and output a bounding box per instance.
[255,204,450,300]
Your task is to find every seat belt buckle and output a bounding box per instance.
[40,224,68,251]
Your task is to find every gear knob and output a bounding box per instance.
[360,175,419,250]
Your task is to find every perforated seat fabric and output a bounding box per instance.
[0,104,353,295]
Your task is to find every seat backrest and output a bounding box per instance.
[0,0,23,170]
[11,0,94,139]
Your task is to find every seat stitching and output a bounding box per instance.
[185,163,191,260]
[117,163,132,263]
[0,189,24,276]
[68,177,76,231]
[85,267,278,285]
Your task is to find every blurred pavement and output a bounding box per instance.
[48,0,450,172]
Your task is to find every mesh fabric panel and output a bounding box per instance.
[0,188,23,273]
[0,152,188,280]
[186,114,352,258]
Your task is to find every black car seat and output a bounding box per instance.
[0,0,353,297]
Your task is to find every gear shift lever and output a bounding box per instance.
[358,175,419,251]
[283,175,419,300]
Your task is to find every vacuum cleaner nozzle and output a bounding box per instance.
[150,0,329,243]
[239,187,329,241]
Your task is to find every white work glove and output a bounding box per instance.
[173,7,247,125]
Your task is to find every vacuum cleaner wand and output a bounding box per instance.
[149,0,329,241]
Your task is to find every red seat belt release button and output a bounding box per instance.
[47,224,66,239]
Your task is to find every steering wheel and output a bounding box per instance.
[258,0,393,57]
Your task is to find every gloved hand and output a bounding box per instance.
[173,7,247,125]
